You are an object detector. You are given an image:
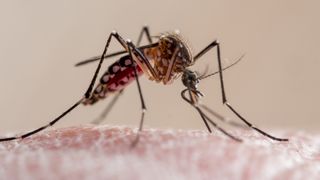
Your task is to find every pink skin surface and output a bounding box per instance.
[0,125,319,180]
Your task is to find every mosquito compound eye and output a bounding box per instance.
[190,73,197,80]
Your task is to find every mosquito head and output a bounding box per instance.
[182,69,199,91]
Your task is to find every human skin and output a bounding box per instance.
[0,125,319,180]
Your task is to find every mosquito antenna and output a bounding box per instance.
[196,64,210,79]
[198,54,245,81]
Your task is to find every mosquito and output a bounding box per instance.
[0,26,288,143]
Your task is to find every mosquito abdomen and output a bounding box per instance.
[82,55,143,105]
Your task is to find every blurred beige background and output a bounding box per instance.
[0,0,319,134]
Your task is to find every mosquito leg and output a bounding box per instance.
[194,40,288,141]
[124,41,148,147]
[136,26,152,46]
[91,27,154,125]
[128,28,152,145]
[199,104,248,129]
[91,32,155,145]
[180,89,212,133]
[75,50,128,67]
[0,32,127,142]
[75,43,160,67]
[90,90,124,124]
[0,98,84,142]
[127,41,159,79]
[0,32,131,142]
[197,108,242,142]
[181,89,241,142]
[84,31,130,99]
[197,108,212,133]
[75,26,153,67]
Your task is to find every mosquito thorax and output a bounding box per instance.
[142,32,194,84]
[158,33,193,67]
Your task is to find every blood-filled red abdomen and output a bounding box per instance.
[83,55,143,105]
